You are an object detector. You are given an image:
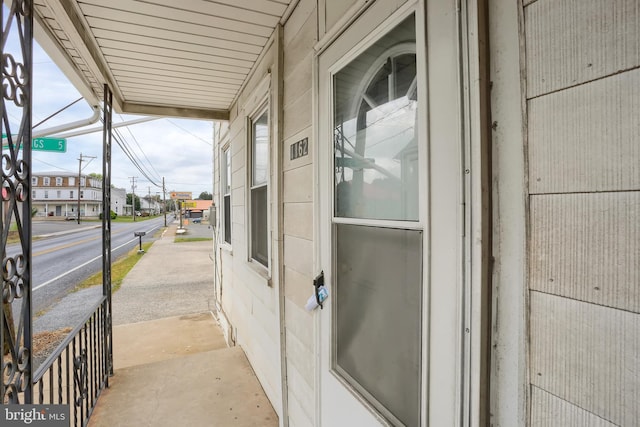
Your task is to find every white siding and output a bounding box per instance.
[281,1,318,425]
[530,292,639,425]
[523,0,640,424]
[215,39,283,418]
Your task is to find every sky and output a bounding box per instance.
[6,24,215,200]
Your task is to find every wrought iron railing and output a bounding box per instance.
[32,297,111,427]
[3,0,114,423]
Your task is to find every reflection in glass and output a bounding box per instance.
[253,112,269,186]
[334,16,418,221]
[251,110,269,266]
[223,149,231,244]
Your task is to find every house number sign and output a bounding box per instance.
[290,137,309,160]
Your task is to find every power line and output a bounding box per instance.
[33,158,75,173]
[33,97,83,129]
[166,119,212,146]
[98,116,161,187]
[111,127,161,187]
[119,114,162,180]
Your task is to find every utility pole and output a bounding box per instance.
[148,186,151,215]
[163,177,167,227]
[130,176,138,221]
[77,153,96,224]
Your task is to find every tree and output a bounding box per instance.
[197,191,213,200]
[127,193,141,211]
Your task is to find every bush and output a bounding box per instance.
[99,210,118,220]
[31,207,38,217]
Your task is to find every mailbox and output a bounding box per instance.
[134,231,146,252]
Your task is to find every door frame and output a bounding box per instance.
[313,0,492,425]
[313,0,460,425]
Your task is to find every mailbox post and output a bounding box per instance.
[134,231,146,253]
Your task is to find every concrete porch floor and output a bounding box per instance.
[88,313,278,427]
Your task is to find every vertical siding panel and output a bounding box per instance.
[530,386,617,426]
[530,192,640,313]
[528,70,640,194]
[525,0,640,98]
[530,292,640,425]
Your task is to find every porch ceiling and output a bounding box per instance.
[33,0,296,120]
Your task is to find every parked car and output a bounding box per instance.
[65,214,77,221]
[192,217,202,224]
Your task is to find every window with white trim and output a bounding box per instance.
[55,177,63,186]
[249,109,269,267]
[222,147,232,245]
[43,177,50,186]
[32,177,37,185]
[44,190,48,199]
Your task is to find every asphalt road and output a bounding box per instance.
[8,217,168,326]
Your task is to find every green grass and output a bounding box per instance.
[75,241,154,293]
[174,236,212,243]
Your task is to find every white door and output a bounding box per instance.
[317,1,464,426]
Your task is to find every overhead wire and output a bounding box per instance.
[33,158,75,172]
[109,124,161,187]
[166,119,213,146]
[33,97,83,129]
[98,117,211,192]
[119,114,162,181]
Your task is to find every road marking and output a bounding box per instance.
[33,224,160,292]
[33,226,147,257]
[33,235,99,257]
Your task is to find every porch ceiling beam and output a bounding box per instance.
[120,102,229,121]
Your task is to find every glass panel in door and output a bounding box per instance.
[331,14,422,426]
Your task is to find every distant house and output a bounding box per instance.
[32,171,102,218]
[140,196,161,215]
[110,187,127,216]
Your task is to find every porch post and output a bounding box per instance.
[101,84,113,379]
[1,0,34,403]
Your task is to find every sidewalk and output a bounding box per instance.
[87,222,278,427]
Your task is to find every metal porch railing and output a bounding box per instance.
[32,297,111,427]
